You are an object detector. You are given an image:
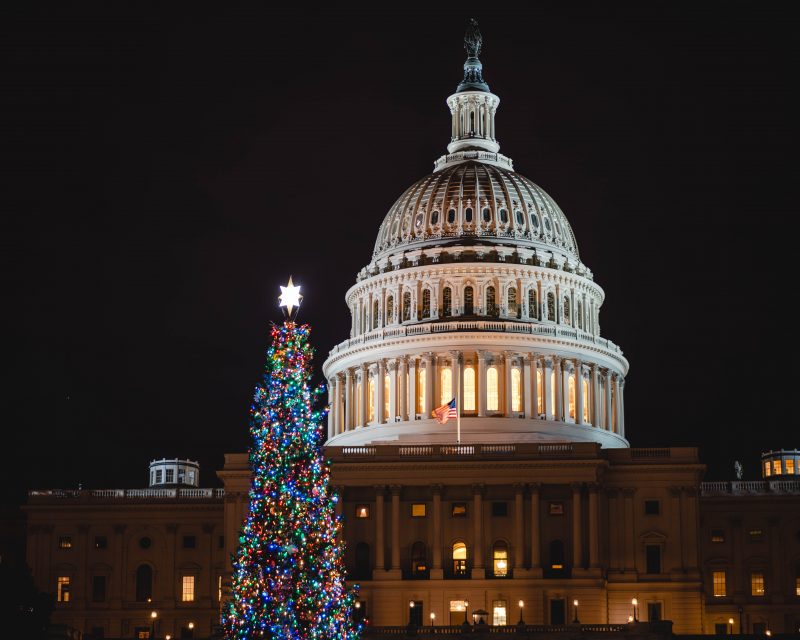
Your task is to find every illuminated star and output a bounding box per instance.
[279,276,303,317]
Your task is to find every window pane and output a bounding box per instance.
[568,374,576,419]
[487,366,499,411]
[511,368,522,412]
[57,576,70,602]
[384,374,390,420]
[411,503,426,517]
[368,379,375,422]
[750,572,765,596]
[492,600,507,626]
[418,369,426,413]
[645,545,661,574]
[493,543,508,577]
[440,368,452,407]
[712,570,727,597]
[355,505,370,518]
[536,369,543,414]
[464,367,476,411]
[182,575,195,602]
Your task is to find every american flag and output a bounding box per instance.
[432,398,458,424]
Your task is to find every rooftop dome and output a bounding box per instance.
[372,160,580,263]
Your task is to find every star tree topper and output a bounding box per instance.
[278,276,303,319]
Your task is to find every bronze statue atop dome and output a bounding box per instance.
[465,18,482,59]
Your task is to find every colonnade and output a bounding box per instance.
[327,352,624,439]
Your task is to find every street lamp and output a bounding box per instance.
[738,606,743,635]
[150,611,157,639]
[728,618,734,635]
[628,616,634,623]
[573,599,580,624]
[409,600,415,627]
[518,600,525,625]
[631,598,638,623]
[464,600,470,625]
[165,636,171,640]
[430,612,436,626]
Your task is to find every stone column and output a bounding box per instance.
[605,372,613,431]
[367,291,373,330]
[376,360,386,424]
[388,360,398,421]
[399,357,408,421]
[529,483,541,574]
[571,483,582,568]
[532,355,540,418]
[452,350,463,414]
[669,487,684,573]
[409,357,418,418]
[504,352,513,414]
[619,379,626,437]
[165,523,177,606]
[111,524,126,606]
[390,485,401,576]
[576,363,585,425]
[344,369,353,431]
[373,486,385,576]
[431,485,443,579]
[327,380,335,440]
[553,357,563,420]
[543,358,554,420]
[514,484,525,570]
[623,487,636,572]
[425,352,435,416]
[606,489,620,571]
[477,351,487,417]
[523,355,533,417]
[588,483,600,569]
[472,484,485,578]
[591,364,600,427]
[360,364,369,428]
[562,360,571,421]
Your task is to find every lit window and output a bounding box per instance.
[411,503,426,518]
[218,575,223,602]
[451,502,467,517]
[57,576,70,602]
[368,378,375,422]
[452,542,467,576]
[536,369,543,414]
[711,530,725,543]
[417,369,426,413]
[59,536,72,549]
[751,572,765,596]
[749,529,764,542]
[440,367,453,407]
[712,570,727,597]
[773,460,781,475]
[492,541,509,577]
[384,374,390,420]
[764,462,771,477]
[511,367,522,412]
[492,600,507,625]
[463,367,476,411]
[568,374,576,419]
[486,366,499,411]
[355,505,370,518]
[549,370,556,413]
[582,377,590,422]
[795,575,800,597]
[787,458,796,474]
[182,575,195,602]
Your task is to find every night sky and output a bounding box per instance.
[3,3,798,504]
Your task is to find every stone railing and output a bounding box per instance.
[700,480,800,496]
[361,622,664,639]
[328,321,623,359]
[28,487,225,500]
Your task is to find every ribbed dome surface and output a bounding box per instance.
[372,161,579,261]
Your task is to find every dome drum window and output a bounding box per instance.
[447,208,456,225]
[498,208,509,225]
[464,207,474,224]
[514,210,524,226]
[414,213,424,232]
[431,210,440,226]
[482,207,492,224]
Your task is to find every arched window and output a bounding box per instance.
[452,541,467,576]
[464,367,476,411]
[536,368,544,415]
[511,367,522,412]
[508,287,518,316]
[499,208,509,224]
[402,291,411,322]
[486,286,497,316]
[422,289,431,318]
[417,368,426,413]
[372,300,379,330]
[464,207,473,223]
[447,209,456,224]
[355,542,370,579]
[384,374,390,420]
[469,111,475,133]
[431,210,440,225]
[582,377,590,423]
[487,366,499,412]
[440,367,453,407]
[492,541,509,577]
[528,289,539,320]
[464,286,474,315]
[443,287,452,317]
[482,207,491,223]
[135,564,152,602]
[563,296,571,326]
[368,378,375,422]
[386,296,394,324]
[546,292,556,321]
[568,373,576,420]
[577,300,584,330]
[411,541,428,576]
[549,540,565,570]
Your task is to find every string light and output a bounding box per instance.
[223,320,361,639]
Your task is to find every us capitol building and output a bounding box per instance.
[24,24,800,639]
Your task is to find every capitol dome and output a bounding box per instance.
[323,24,627,449]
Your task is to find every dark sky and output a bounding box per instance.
[3,3,798,503]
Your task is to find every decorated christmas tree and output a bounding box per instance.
[224,278,360,640]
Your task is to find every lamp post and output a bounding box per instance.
[572,599,580,624]
[150,611,157,639]
[464,600,470,625]
[628,616,634,623]
[188,621,194,639]
[631,598,638,623]
[430,612,436,627]
[738,606,743,635]
[728,618,734,635]
[518,600,525,625]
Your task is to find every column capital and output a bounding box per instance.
[668,486,682,498]
[514,483,526,495]
[202,522,215,535]
[431,483,443,495]
[543,357,553,368]
[113,524,127,535]
[389,484,402,496]
[345,367,354,380]
[571,482,583,493]
[477,350,489,361]
[528,482,541,493]
[471,483,486,496]
[587,482,600,493]
[373,484,386,495]
[622,487,636,497]
[387,359,399,373]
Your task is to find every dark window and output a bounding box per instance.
[748,528,764,542]
[714,623,728,635]
[443,287,452,317]
[482,207,491,223]
[166,469,175,483]
[94,536,107,550]
[451,502,467,517]
[90,627,104,639]
[218,535,225,549]
[550,599,565,625]
[409,601,423,626]
[528,289,539,319]
[155,469,163,484]
[422,289,431,318]
[644,500,660,515]
[92,575,106,602]
[549,540,565,569]
[464,207,473,223]
[486,286,497,315]
[499,208,508,224]
[182,535,196,549]
[515,210,524,225]
[402,292,411,321]
[135,564,152,602]
[447,209,456,224]
[646,544,662,574]
[530,213,539,230]
[355,542,370,580]
[139,536,151,550]
[431,210,439,225]
[752,623,767,634]
[491,502,508,517]
[180,626,194,639]
[711,529,725,543]
[411,541,428,576]
[647,602,662,622]
[546,292,556,321]
[464,287,474,315]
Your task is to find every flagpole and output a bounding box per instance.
[457,388,461,446]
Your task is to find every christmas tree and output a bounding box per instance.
[224,278,360,640]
